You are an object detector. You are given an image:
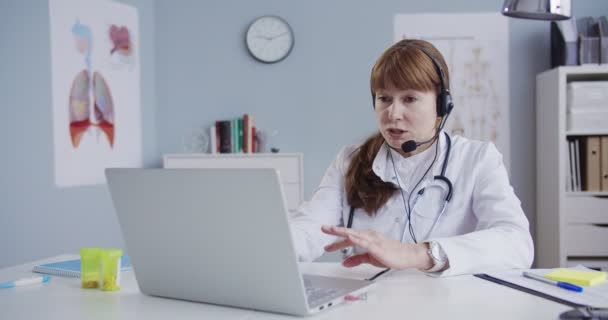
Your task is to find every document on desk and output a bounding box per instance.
[480,266,608,308]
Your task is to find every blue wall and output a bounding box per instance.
[0,0,157,267]
[1,0,607,267]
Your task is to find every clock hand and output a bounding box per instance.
[269,31,288,40]
[255,35,273,40]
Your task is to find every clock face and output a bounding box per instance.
[246,16,294,63]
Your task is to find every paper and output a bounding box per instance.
[486,266,608,308]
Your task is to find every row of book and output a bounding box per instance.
[566,136,608,192]
[210,114,257,154]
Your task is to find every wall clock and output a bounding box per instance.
[246,16,294,63]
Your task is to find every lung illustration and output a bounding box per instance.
[68,70,115,148]
[68,20,116,149]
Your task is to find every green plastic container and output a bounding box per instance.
[80,248,101,289]
[101,249,122,291]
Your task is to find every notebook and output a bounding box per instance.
[545,269,607,286]
[33,256,131,278]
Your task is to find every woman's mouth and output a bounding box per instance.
[387,128,406,139]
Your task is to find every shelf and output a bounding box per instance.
[537,65,608,267]
[566,191,608,197]
[557,65,608,74]
[566,130,608,136]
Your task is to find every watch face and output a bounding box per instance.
[246,16,294,63]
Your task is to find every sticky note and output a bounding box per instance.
[545,269,607,286]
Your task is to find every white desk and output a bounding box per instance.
[1,255,571,319]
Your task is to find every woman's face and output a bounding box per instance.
[374,87,439,156]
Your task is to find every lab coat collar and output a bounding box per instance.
[372,131,449,188]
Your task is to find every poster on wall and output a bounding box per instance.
[49,0,141,187]
[394,13,510,170]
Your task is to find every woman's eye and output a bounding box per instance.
[377,96,391,103]
[404,96,417,103]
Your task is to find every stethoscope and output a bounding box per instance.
[345,132,453,245]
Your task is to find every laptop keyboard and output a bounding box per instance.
[303,279,343,306]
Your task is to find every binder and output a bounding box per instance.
[583,136,601,191]
[551,19,578,68]
[601,136,608,191]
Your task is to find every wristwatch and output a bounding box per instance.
[425,241,448,273]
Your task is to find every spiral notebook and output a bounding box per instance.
[32,256,131,278]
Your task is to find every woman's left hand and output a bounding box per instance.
[321,225,432,270]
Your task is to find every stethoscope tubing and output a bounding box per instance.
[347,132,453,242]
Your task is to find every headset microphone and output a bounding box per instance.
[401,110,451,153]
[401,135,437,153]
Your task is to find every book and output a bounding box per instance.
[209,124,217,154]
[545,269,607,286]
[231,119,237,153]
[243,114,250,153]
[218,121,232,153]
[33,256,131,278]
[238,118,244,153]
[574,138,581,192]
[567,138,574,192]
[250,115,256,153]
[251,125,256,153]
[601,136,608,190]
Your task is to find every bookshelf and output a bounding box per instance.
[536,66,608,269]
[163,153,304,214]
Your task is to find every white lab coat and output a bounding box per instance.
[289,132,534,276]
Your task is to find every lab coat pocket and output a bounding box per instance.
[411,186,444,221]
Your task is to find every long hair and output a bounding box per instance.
[345,39,450,215]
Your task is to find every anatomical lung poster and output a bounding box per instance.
[49,0,141,187]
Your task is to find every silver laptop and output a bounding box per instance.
[106,168,374,316]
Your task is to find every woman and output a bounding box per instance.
[289,39,533,277]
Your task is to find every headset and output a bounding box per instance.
[371,43,454,121]
[345,45,455,279]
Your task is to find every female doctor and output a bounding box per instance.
[289,39,534,277]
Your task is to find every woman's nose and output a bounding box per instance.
[387,103,404,121]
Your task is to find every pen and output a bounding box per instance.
[0,275,51,289]
[522,272,583,292]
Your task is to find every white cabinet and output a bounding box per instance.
[536,66,608,268]
[163,153,304,213]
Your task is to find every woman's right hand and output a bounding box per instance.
[321,225,433,271]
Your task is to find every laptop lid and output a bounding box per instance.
[106,168,310,315]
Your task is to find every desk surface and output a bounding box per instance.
[1,255,571,319]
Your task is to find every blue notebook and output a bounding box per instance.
[32,256,131,278]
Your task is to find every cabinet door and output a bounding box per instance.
[566,224,608,256]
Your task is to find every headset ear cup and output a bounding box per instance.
[436,95,444,117]
[436,92,454,117]
[444,93,454,115]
